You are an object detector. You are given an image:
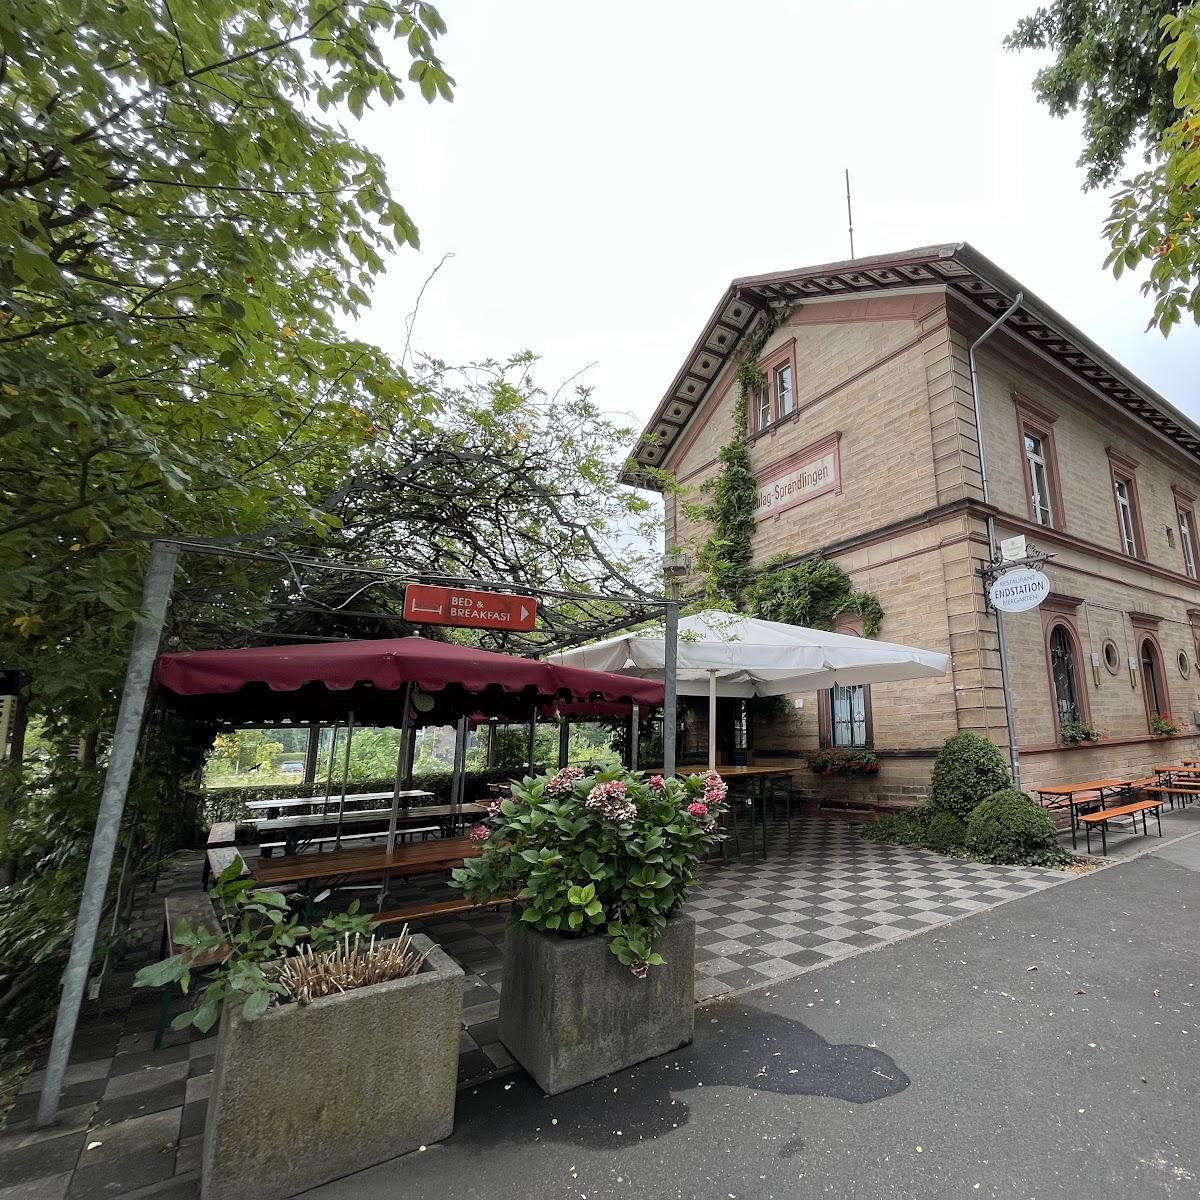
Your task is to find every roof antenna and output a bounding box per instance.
[845,168,855,260]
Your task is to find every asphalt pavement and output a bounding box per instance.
[307,835,1200,1200]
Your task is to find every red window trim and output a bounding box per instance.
[748,338,798,438]
[1039,598,1092,742]
[1012,393,1066,531]
[1107,447,1146,559]
[1172,484,1199,577]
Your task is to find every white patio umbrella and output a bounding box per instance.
[552,610,949,770]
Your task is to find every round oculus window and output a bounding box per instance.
[1179,650,1191,679]
[1102,640,1121,675]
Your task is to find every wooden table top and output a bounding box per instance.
[1034,779,1128,796]
[245,790,433,812]
[253,837,480,886]
[646,765,797,778]
[1154,764,1200,774]
[249,803,484,834]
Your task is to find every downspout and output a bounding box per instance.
[967,292,1024,789]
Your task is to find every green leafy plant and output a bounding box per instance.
[924,811,968,855]
[750,557,884,638]
[1151,714,1182,735]
[453,768,727,976]
[133,863,374,1031]
[965,789,1070,867]
[805,747,880,776]
[859,806,931,846]
[1059,719,1101,745]
[928,732,1011,822]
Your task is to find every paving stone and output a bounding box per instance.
[102,1061,189,1100]
[0,1128,84,1189]
[0,1171,72,1200]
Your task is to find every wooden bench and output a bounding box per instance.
[1139,784,1200,810]
[203,844,249,888]
[154,892,230,1048]
[207,822,238,848]
[371,895,514,926]
[257,826,440,858]
[1078,799,1163,856]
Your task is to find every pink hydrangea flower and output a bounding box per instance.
[687,801,709,818]
[545,766,586,796]
[701,770,728,805]
[629,961,649,980]
[468,824,490,843]
[648,774,666,791]
[585,779,637,822]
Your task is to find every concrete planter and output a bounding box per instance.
[201,936,462,1200]
[499,913,694,1095]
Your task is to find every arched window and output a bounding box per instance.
[1049,625,1081,727]
[1141,638,1166,722]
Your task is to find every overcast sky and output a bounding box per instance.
[348,0,1200,440]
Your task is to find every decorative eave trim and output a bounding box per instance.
[622,241,1200,490]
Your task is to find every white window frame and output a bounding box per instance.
[830,683,868,749]
[1024,433,1053,527]
[755,382,771,432]
[1181,509,1197,578]
[775,362,794,419]
[1115,477,1138,556]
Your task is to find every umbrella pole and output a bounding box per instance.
[333,712,355,851]
[320,721,340,816]
[630,704,639,772]
[452,715,468,832]
[708,669,718,772]
[381,685,413,904]
[526,714,536,775]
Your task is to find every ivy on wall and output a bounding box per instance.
[749,556,884,638]
[689,306,885,636]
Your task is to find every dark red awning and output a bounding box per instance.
[152,636,663,726]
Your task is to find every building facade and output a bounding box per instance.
[626,244,1200,802]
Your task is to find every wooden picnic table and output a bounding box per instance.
[1153,764,1200,776]
[253,837,481,893]
[245,790,433,817]
[1033,778,1132,851]
[247,803,485,855]
[647,764,797,860]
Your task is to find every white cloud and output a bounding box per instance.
[347,0,1200,430]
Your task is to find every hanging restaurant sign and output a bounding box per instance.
[988,567,1050,613]
[402,584,537,632]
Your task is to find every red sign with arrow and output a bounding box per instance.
[402,584,537,632]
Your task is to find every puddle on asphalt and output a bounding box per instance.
[453,1002,909,1153]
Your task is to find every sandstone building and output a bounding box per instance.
[625,244,1200,800]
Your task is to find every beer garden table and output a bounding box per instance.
[1033,778,1131,850]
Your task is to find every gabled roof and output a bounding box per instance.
[622,242,1200,488]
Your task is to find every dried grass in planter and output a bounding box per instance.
[277,927,431,1004]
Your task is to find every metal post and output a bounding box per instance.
[333,712,355,851]
[320,721,340,815]
[629,704,639,772]
[451,715,468,828]
[37,540,179,1128]
[558,719,569,769]
[662,599,680,776]
[303,724,320,785]
[385,685,414,855]
[526,714,537,775]
[707,669,719,772]
[968,292,1024,791]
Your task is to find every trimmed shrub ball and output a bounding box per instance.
[924,810,967,854]
[965,788,1066,865]
[928,732,1010,822]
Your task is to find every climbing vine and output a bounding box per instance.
[694,307,785,607]
[748,557,884,638]
[690,306,885,635]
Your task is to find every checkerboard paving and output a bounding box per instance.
[1,818,1068,1198]
[686,819,1065,1001]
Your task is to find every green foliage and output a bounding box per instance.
[805,747,880,776]
[928,732,1011,822]
[1151,714,1182,735]
[695,309,786,608]
[1059,719,1100,745]
[1005,0,1182,190]
[859,806,931,845]
[453,768,726,974]
[133,863,375,1031]
[750,557,884,637]
[965,788,1069,866]
[924,811,968,855]
[1102,6,1200,333]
